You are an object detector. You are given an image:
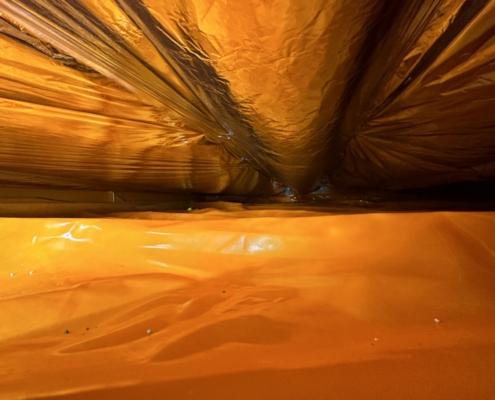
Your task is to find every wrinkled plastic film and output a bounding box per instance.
[0,0,274,178]
[1,211,495,398]
[0,3,495,398]
[0,18,265,194]
[1,0,495,194]
[155,0,382,188]
[331,0,495,189]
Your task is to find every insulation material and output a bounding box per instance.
[0,0,493,194]
[1,210,495,398]
[331,0,495,189]
[0,31,264,194]
[169,0,381,188]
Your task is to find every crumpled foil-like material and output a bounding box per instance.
[330,0,495,189]
[0,0,494,194]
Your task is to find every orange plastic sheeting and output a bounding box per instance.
[2,1,495,193]
[1,211,495,399]
[0,26,264,194]
[332,0,495,189]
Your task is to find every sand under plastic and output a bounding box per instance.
[1,210,494,399]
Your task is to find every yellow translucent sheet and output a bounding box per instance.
[1,210,495,399]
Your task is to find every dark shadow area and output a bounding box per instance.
[0,180,494,217]
[32,344,495,400]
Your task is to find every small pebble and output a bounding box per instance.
[28,270,34,276]
[187,207,193,212]
[9,272,16,278]
[64,329,70,335]
[373,337,379,342]
[146,328,153,336]
[433,317,441,324]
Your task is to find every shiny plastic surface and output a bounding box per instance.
[1,210,495,399]
[331,0,495,189]
[1,2,495,398]
[1,0,494,194]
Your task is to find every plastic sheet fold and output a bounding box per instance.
[331,0,495,189]
[0,33,265,194]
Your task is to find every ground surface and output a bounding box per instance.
[1,210,494,399]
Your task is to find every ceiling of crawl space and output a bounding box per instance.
[0,0,494,199]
